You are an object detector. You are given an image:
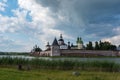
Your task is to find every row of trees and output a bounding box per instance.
[86,41,117,50]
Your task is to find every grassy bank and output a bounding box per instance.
[0,67,120,80]
[0,57,120,72]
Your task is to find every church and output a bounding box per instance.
[31,34,119,57]
[46,34,84,50]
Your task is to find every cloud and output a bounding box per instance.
[1,0,120,51]
[102,35,120,46]
[36,0,120,38]
[0,8,30,33]
[0,0,7,11]
[85,23,117,37]
[17,0,73,44]
[36,0,120,34]
[0,35,27,52]
[0,0,72,51]
[34,0,120,46]
[113,27,120,34]
[36,0,120,23]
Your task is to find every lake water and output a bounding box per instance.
[0,55,120,64]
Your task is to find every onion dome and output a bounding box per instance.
[76,37,83,44]
[45,42,51,51]
[67,41,71,49]
[46,42,50,47]
[58,34,64,42]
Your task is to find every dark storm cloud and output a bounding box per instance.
[35,0,60,12]
[85,24,117,37]
[35,0,120,38]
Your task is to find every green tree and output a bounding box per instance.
[110,45,117,50]
[86,41,93,50]
[33,45,42,52]
[99,41,116,50]
[95,41,100,50]
[99,40,103,50]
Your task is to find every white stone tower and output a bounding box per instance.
[51,38,60,56]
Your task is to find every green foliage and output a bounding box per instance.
[86,41,94,50]
[32,45,42,52]
[95,41,100,50]
[0,57,120,72]
[99,41,117,50]
[86,41,117,50]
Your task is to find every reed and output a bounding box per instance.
[0,57,119,72]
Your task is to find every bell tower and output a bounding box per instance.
[76,37,84,49]
[58,34,64,45]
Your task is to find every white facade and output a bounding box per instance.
[60,45,68,49]
[51,46,60,56]
[77,43,83,49]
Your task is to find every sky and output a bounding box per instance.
[0,0,120,52]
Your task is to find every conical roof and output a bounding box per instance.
[52,38,59,46]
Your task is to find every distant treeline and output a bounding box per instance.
[0,57,120,72]
[0,52,29,55]
[85,41,117,50]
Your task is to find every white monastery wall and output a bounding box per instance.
[60,50,119,56]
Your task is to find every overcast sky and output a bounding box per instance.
[0,0,120,52]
